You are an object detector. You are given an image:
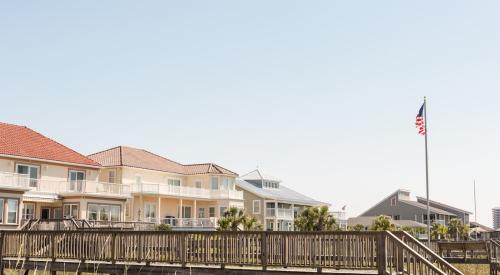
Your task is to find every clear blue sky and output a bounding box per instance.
[1,1,499,226]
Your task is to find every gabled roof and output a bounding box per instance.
[236,179,327,206]
[416,196,472,214]
[0,122,100,167]
[470,221,494,232]
[88,146,238,176]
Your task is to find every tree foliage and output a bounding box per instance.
[294,206,337,231]
[430,223,448,240]
[370,215,396,231]
[217,207,263,231]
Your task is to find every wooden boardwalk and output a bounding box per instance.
[0,230,463,275]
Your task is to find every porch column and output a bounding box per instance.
[179,199,183,218]
[139,194,144,221]
[274,201,278,231]
[194,200,197,219]
[291,203,295,231]
[157,196,161,224]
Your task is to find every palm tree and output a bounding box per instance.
[447,218,462,240]
[431,223,448,240]
[294,206,337,231]
[370,215,396,231]
[217,207,263,231]
[243,216,263,231]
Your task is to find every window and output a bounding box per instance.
[178,206,191,218]
[63,204,79,218]
[88,203,121,221]
[23,203,35,220]
[7,199,18,224]
[195,181,202,189]
[198,208,205,218]
[394,215,400,220]
[16,164,39,187]
[390,197,397,206]
[222,178,229,190]
[253,200,261,214]
[108,171,116,183]
[135,175,142,184]
[69,170,85,192]
[168,179,181,187]
[144,203,156,221]
[211,177,219,190]
[209,207,216,218]
[219,206,227,217]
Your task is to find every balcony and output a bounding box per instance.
[266,208,294,219]
[0,172,131,198]
[131,182,243,200]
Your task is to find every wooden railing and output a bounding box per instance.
[393,231,464,275]
[0,230,449,274]
[491,239,500,263]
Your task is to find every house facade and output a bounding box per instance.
[0,122,129,229]
[88,146,244,228]
[359,189,471,227]
[236,169,328,231]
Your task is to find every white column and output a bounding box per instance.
[274,201,278,231]
[291,203,295,231]
[157,196,161,224]
[194,200,197,220]
[179,199,183,218]
[139,194,144,221]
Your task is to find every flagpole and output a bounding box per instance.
[424,96,431,247]
[474,180,477,240]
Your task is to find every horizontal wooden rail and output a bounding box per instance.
[0,230,449,274]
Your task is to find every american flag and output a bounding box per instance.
[415,103,425,135]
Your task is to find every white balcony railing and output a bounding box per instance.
[131,182,243,200]
[0,172,130,197]
[266,208,294,219]
[160,217,216,228]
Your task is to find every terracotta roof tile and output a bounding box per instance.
[88,146,238,176]
[0,122,100,167]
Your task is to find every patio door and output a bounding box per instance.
[178,206,192,218]
[41,208,50,220]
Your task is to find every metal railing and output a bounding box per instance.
[266,208,293,219]
[0,172,130,197]
[160,217,216,228]
[131,182,243,200]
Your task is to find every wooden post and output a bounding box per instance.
[181,232,186,268]
[111,232,116,264]
[397,234,404,271]
[0,232,4,275]
[376,232,387,274]
[51,233,56,262]
[261,232,267,271]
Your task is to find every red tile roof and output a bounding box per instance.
[88,146,238,176]
[0,122,100,167]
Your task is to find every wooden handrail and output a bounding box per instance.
[393,231,464,275]
[385,231,447,275]
[0,230,451,274]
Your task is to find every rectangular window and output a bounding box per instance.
[108,171,116,183]
[219,206,227,217]
[88,203,121,221]
[222,178,229,190]
[253,200,261,214]
[23,203,35,220]
[7,199,18,224]
[63,204,79,218]
[69,170,85,192]
[209,207,216,218]
[168,179,181,186]
[16,164,39,188]
[198,208,205,218]
[390,197,397,206]
[178,206,192,218]
[135,175,142,184]
[195,181,202,189]
[211,177,219,190]
[144,203,156,221]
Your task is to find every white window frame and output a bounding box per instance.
[88,203,121,222]
[108,170,116,183]
[390,197,397,206]
[209,207,216,218]
[168,179,181,187]
[0,198,4,223]
[6,199,19,224]
[219,206,227,217]
[63,204,79,219]
[198,207,205,218]
[69,170,85,192]
[195,181,202,189]
[253,200,261,214]
[23,202,35,220]
[144,203,156,221]
[211,177,219,190]
[15,163,39,188]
